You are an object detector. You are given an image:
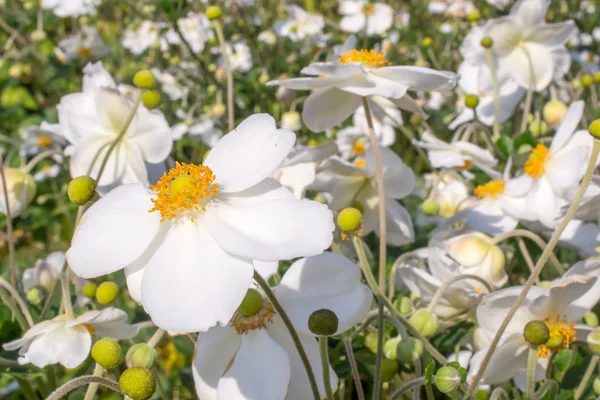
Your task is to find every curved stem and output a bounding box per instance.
[490,388,510,400]
[465,140,600,398]
[533,380,558,400]
[95,92,143,183]
[0,277,33,327]
[214,20,234,131]
[23,150,64,173]
[0,155,16,287]
[60,272,73,320]
[46,375,122,400]
[485,48,501,140]
[344,337,365,400]
[319,336,334,400]
[0,288,29,330]
[253,270,320,400]
[390,377,425,400]
[526,346,538,399]
[426,274,493,312]
[40,279,58,320]
[147,328,166,349]
[574,355,598,400]
[83,363,104,400]
[389,252,426,299]
[353,313,407,338]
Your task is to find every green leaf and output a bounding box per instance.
[514,130,537,149]
[424,361,435,385]
[496,135,514,158]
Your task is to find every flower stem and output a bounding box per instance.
[253,270,321,400]
[464,139,600,398]
[0,154,17,288]
[46,375,122,400]
[147,328,166,348]
[533,380,558,400]
[520,46,536,133]
[485,48,501,140]
[0,287,29,330]
[0,277,33,326]
[526,346,538,399]
[344,337,365,400]
[319,336,334,400]
[426,274,493,312]
[213,20,234,131]
[390,377,426,400]
[574,355,598,400]
[60,272,74,320]
[83,363,105,400]
[23,150,64,173]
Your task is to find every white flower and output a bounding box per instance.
[33,164,61,182]
[219,41,253,73]
[314,146,415,246]
[258,30,277,46]
[273,5,324,42]
[22,251,65,292]
[424,171,472,220]
[66,114,335,333]
[469,267,600,385]
[176,12,213,53]
[339,0,393,36]
[57,62,172,193]
[267,49,455,132]
[192,252,372,400]
[150,68,189,101]
[41,0,99,17]
[3,308,138,368]
[19,122,66,158]
[171,109,223,146]
[121,21,161,56]
[483,0,577,91]
[57,26,111,62]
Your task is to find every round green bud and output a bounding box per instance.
[435,365,462,394]
[394,296,414,316]
[68,176,97,206]
[587,327,600,355]
[475,389,490,400]
[571,79,582,90]
[480,37,493,48]
[582,74,593,87]
[421,199,439,216]
[96,281,119,305]
[528,120,548,137]
[594,376,600,395]
[307,138,318,147]
[364,332,379,354]
[585,311,599,327]
[308,308,338,336]
[595,72,600,84]
[464,94,480,109]
[422,37,432,47]
[31,30,47,42]
[82,282,97,298]
[396,337,423,364]
[588,119,600,139]
[523,320,550,346]
[383,336,402,359]
[126,343,156,369]
[337,207,362,232]
[26,286,45,306]
[212,103,226,118]
[410,113,423,126]
[236,288,263,317]
[205,6,222,20]
[142,90,161,109]
[380,358,399,382]
[92,338,122,369]
[467,10,480,22]
[409,308,439,337]
[543,101,568,126]
[133,70,156,89]
[119,368,156,400]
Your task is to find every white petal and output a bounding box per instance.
[275,253,372,335]
[529,275,597,320]
[510,0,550,26]
[131,108,173,163]
[70,308,139,339]
[546,146,589,193]
[217,329,291,400]
[550,101,584,151]
[382,198,415,246]
[254,260,279,278]
[3,320,61,351]
[26,325,91,369]
[96,89,137,135]
[468,335,529,385]
[338,74,408,99]
[526,21,577,47]
[66,183,161,279]
[141,220,254,332]
[204,114,296,193]
[467,200,519,236]
[374,66,456,91]
[364,147,415,199]
[485,17,522,56]
[340,14,366,33]
[302,87,362,132]
[503,43,554,91]
[193,326,241,400]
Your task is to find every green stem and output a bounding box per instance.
[320,336,335,400]
[465,140,600,398]
[373,304,384,400]
[533,380,558,400]
[60,272,74,320]
[46,375,122,400]
[344,338,365,400]
[23,150,64,173]
[526,346,538,399]
[574,355,598,400]
[253,270,321,400]
[390,377,425,400]
[0,277,33,326]
[83,363,105,400]
[0,287,29,330]
[485,48,501,140]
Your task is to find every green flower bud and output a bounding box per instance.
[542,101,568,127]
[528,120,548,137]
[480,37,493,48]
[467,10,480,21]
[31,30,47,42]
[589,119,600,139]
[409,308,439,337]
[26,286,46,305]
[308,309,338,336]
[435,365,463,394]
[337,207,362,232]
[92,338,122,369]
[475,389,490,400]
[236,288,263,317]
[68,176,97,206]
[212,103,226,118]
[581,74,593,87]
[205,6,222,20]
[422,37,433,47]
[464,94,479,109]
[133,70,156,89]
[523,320,550,346]
[83,282,97,298]
[409,113,423,126]
[383,336,402,359]
[421,199,439,216]
[142,90,161,109]
[119,368,156,400]
[396,337,423,363]
[96,281,119,305]
[365,332,379,354]
[587,327,600,355]
[595,71,600,84]
[126,343,156,369]
[394,296,414,316]
[585,312,599,327]
[380,358,399,382]
[594,376,600,395]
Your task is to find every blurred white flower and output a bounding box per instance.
[19,122,66,158]
[219,41,253,73]
[339,0,393,36]
[0,169,36,218]
[57,26,111,62]
[22,251,65,293]
[150,68,189,101]
[171,109,223,146]
[33,164,61,182]
[121,21,161,56]
[42,0,99,17]
[273,5,324,42]
[176,12,213,53]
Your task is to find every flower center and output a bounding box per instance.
[361,3,375,16]
[84,324,96,335]
[231,291,275,334]
[474,180,505,199]
[537,317,576,358]
[78,47,92,57]
[353,140,366,155]
[456,160,472,170]
[148,162,218,222]
[354,158,366,168]
[525,144,550,178]
[339,49,391,69]
[37,135,53,148]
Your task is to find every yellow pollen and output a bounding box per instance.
[84,324,95,335]
[149,162,218,222]
[456,160,472,170]
[339,49,391,69]
[474,180,505,199]
[232,298,276,334]
[78,47,92,57]
[37,135,53,148]
[525,144,550,178]
[361,3,375,16]
[537,317,576,358]
[354,158,366,168]
[353,140,366,155]
[474,286,482,293]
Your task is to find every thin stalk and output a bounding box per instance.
[517,237,538,282]
[0,277,33,326]
[83,363,105,400]
[147,328,166,348]
[214,21,234,131]
[46,375,122,400]
[574,355,598,400]
[390,377,426,400]
[344,338,365,400]
[0,288,29,330]
[389,252,427,298]
[520,46,536,133]
[526,346,538,399]
[95,92,143,183]
[0,155,17,287]
[533,380,558,400]
[320,336,335,400]
[373,304,384,400]
[60,272,74,320]
[254,270,320,400]
[426,274,493,312]
[23,150,64,173]
[490,388,510,400]
[485,48,501,140]
[465,140,600,398]
[40,279,58,320]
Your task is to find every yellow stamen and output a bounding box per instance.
[474,180,505,199]
[339,49,391,69]
[524,144,550,178]
[78,47,92,57]
[37,135,53,148]
[84,324,96,335]
[474,287,482,293]
[354,158,366,168]
[353,140,366,156]
[361,3,375,16]
[149,162,218,222]
[456,160,472,170]
[537,317,576,358]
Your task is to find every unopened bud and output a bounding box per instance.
[142,90,161,109]
[421,199,439,216]
[542,101,568,127]
[119,368,156,400]
[212,103,226,118]
[26,286,45,305]
[308,309,338,336]
[594,376,600,395]
[68,176,97,206]
[396,337,423,363]
[31,30,47,42]
[83,282,97,298]
[92,338,122,369]
[383,336,402,359]
[528,120,548,137]
[587,327,600,355]
[422,37,433,47]
[410,113,423,126]
[96,281,119,305]
[435,365,463,393]
[0,169,36,217]
[466,10,480,21]
[589,119,600,139]
[337,207,362,232]
[205,6,222,20]
[480,37,493,48]
[585,312,599,327]
[133,70,156,89]
[409,308,439,337]
[464,94,479,109]
[364,332,379,354]
[394,296,414,316]
[523,320,550,346]
[381,358,399,382]
[581,74,593,87]
[126,343,156,369]
[280,111,301,131]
